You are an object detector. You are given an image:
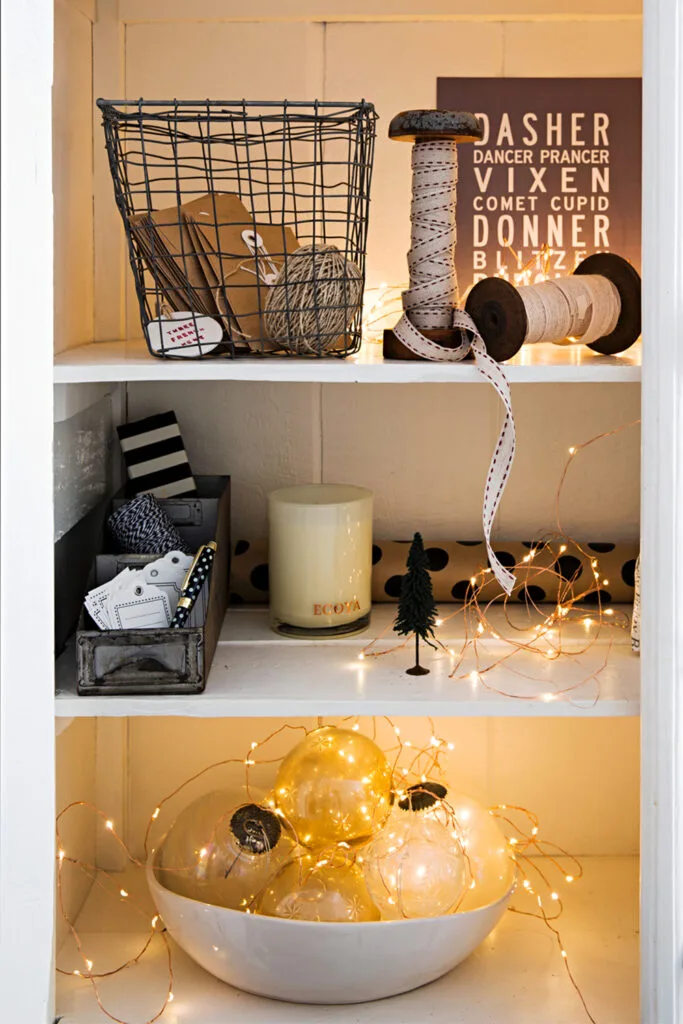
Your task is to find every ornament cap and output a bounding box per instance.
[230,804,282,855]
[397,781,448,812]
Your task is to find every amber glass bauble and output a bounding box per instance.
[274,726,392,847]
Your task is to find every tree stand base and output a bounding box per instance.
[406,664,430,676]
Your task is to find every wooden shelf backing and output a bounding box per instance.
[53,338,642,384]
[55,604,640,719]
[55,855,638,1024]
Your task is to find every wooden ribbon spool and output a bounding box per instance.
[464,253,641,362]
[383,108,482,361]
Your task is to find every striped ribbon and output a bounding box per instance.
[394,309,517,595]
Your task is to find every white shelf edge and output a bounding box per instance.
[55,605,640,719]
[53,338,642,384]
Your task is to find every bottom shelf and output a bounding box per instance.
[56,856,638,1024]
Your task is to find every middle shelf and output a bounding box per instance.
[55,604,639,719]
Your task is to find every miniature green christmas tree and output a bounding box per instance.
[394,532,438,675]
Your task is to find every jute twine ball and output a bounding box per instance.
[265,245,363,354]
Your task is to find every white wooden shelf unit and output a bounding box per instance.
[53,338,642,384]
[55,604,640,719]
[5,2,683,1024]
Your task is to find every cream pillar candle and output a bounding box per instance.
[268,484,373,638]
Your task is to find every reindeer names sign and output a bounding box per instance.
[437,78,641,294]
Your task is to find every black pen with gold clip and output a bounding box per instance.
[170,541,218,628]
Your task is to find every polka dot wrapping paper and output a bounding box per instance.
[229,539,639,606]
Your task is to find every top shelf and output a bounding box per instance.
[53,338,642,385]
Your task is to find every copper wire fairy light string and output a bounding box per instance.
[58,724,599,1021]
[359,421,640,709]
[56,806,174,1023]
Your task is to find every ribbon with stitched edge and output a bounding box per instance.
[394,309,517,595]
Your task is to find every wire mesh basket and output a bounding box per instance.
[98,99,377,359]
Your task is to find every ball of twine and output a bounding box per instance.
[265,245,364,354]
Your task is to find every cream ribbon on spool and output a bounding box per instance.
[520,275,620,346]
[394,138,517,595]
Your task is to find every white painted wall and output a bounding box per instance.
[127,380,640,541]
[55,719,97,949]
[53,0,101,943]
[53,0,94,355]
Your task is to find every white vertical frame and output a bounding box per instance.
[0,0,55,1021]
[641,1,683,1021]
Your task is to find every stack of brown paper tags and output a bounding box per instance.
[130,192,300,353]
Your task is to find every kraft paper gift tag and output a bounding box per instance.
[131,205,220,317]
[187,192,300,346]
[129,212,195,313]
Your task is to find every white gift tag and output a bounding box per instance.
[85,568,135,630]
[85,582,115,630]
[147,311,223,357]
[143,551,193,609]
[85,564,178,631]
[109,579,173,630]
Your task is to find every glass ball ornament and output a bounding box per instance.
[362,813,467,920]
[157,791,292,911]
[258,851,380,922]
[389,782,514,911]
[446,791,515,911]
[274,726,392,847]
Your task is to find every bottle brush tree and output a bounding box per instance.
[394,532,438,675]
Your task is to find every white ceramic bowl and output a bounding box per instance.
[147,862,515,1004]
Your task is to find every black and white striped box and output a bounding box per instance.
[117,411,196,499]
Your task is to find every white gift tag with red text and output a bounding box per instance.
[147,311,222,357]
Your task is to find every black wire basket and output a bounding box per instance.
[98,99,377,359]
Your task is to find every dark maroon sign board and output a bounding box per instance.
[436,78,641,297]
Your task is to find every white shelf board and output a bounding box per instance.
[55,604,640,718]
[56,855,638,1024]
[53,338,642,384]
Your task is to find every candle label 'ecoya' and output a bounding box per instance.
[313,599,362,617]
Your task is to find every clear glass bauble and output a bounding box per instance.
[383,785,514,912]
[446,791,515,911]
[361,814,467,920]
[156,790,292,911]
[258,851,380,922]
[274,726,392,847]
